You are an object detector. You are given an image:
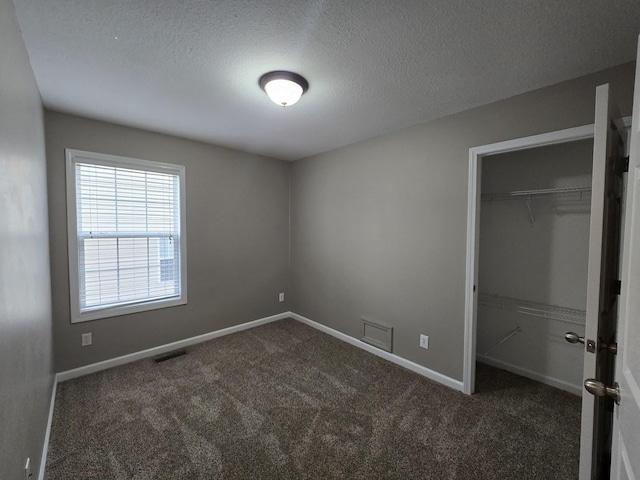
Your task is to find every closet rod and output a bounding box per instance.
[478,293,586,326]
[481,185,592,202]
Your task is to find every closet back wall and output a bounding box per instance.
[291,62,635,382]
[477,140,594,391]
[46,111,291,372]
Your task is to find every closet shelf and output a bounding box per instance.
[478,293,586,326]
[481,186,591,224]
[481,185,592,202]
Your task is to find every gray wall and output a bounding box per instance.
[477,140,594,391]
[46,111,291,372]
[290,62,635,381]
[0,0,54,478]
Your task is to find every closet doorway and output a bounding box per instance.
[462,124,596,396]
[474,138,594,396]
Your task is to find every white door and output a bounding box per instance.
[610,38,640,480]
[580,81,625,480]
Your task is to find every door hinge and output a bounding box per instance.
[616,156,629,174]
[598,338,618,355]
[614,279,622,295]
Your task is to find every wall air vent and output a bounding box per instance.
[361,317,393,352]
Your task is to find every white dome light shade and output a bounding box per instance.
[264,79,303,106]
[259,71,309,107]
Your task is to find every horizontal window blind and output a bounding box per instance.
[74,162,181,312]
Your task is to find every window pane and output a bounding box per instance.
[76,163,179,235]
[80,237,180,309]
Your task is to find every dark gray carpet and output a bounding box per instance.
[45,319,580,479]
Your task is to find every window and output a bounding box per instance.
[66,149,187,323]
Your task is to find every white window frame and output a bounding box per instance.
[66,149,187,323]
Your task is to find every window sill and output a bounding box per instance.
[71,296,187,323]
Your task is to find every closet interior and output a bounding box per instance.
[476,138,594,396]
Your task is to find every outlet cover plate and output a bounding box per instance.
[82,332,92,346]
[420,334,429,349]
[278,293,285,302]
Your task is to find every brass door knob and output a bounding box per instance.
[584,379,621,404]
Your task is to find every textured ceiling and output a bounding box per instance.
[12,0,640,160]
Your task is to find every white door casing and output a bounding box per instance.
[463,125,595,395]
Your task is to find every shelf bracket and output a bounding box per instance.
[483,326,522,356]
[525,198,535,224]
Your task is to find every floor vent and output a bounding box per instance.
[154,349,187,363]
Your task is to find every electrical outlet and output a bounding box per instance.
[419,334,429,350]
[81,332,92,347]
[279,292,285,302]
[25,457,31,479]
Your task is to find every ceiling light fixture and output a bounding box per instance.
[259,71,309,107]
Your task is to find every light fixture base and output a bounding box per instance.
[259,71,309,93]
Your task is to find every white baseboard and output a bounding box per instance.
[290,312,464,392]
[56,312,290,382]
[39,374,58,480]
[476,354,582,396]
